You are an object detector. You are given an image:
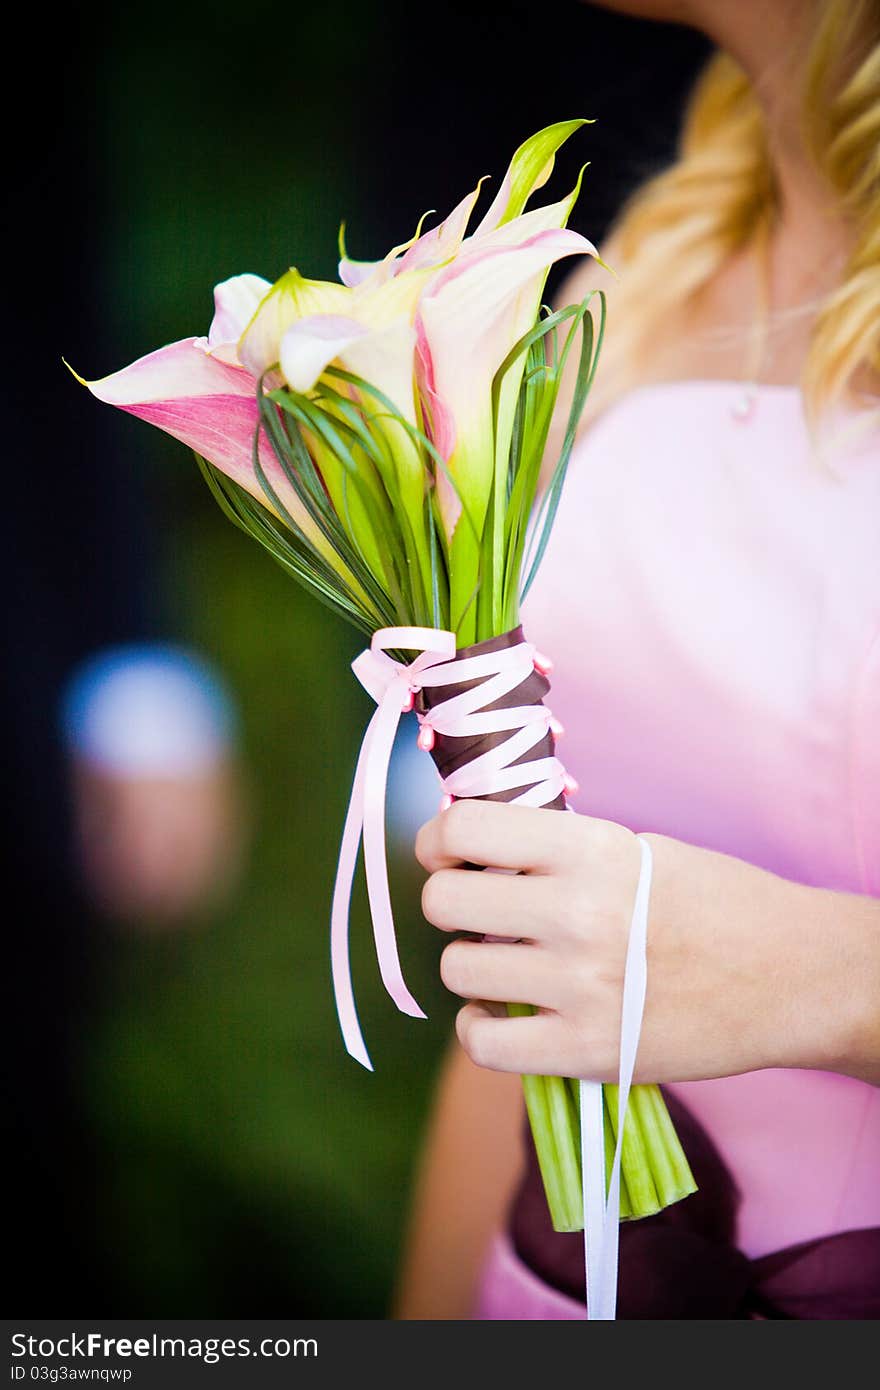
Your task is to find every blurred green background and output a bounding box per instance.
[10,0,705,1316]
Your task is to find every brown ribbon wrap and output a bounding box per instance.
[415,625,566,810]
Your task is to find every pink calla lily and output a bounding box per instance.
[276,309,422,586]
[78,342,328,548]
[321,122,597,640]
[336,118,588,289]
[206,273,273,359]
[398,125,595,642]
[337,208,438,290]
[237,270,351,380]
[395,182,485,274]
[279,314,373,393]
[417,226,596,537]
[82,338,267,484]
[337,258,378,289]
[240,265,425,408]
[471,118,587,235]
[242,267,429,557]
[71,275,364,591]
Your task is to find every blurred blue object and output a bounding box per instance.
[386,715,444,846]
[61,644,237,776]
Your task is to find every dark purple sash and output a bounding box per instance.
[509,1088,880,1319]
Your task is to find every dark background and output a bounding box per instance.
[5,1,709,1315]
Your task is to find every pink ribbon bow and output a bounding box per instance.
[331,627,457,1070]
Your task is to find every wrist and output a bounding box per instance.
[638,833,880,1084]
[808,891,880,1083]
[751,877,880,1082]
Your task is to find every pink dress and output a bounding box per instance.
[475,380,880,1318]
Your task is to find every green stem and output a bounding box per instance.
[515,1068,696,1231]
[629,1085,698,1209]
[604,1083,662,1219]
[509,1005,582,1232]
[600,1084,633,1219]
[547,1074,583,1229]
[520,1075,576,1231]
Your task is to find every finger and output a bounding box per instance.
[440,939,562,1010]
[421,866,559,941]
[454,1001,575,1075]
[415,799,576,874]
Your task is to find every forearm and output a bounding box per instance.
[642,833,880,1085]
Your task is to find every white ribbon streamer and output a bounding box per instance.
[580,834,653,1320]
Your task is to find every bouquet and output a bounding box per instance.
[74,119,695,1282]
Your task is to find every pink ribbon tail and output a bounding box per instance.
[330,717,376,1071]
[330,627,457,1070]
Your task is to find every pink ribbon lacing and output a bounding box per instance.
[331,626,565,1070]
[330,625,652,1320]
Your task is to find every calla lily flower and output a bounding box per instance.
[239,264,427,418]
[418,223,596,634]
[71,273,365,592]
[336,119,588,288]
[206,273,273,360]
[330,123,596,580]
[418,225,594,525]
[386,122,597,638]
[240,265,433,584]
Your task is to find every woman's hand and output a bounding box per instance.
[415,800,880,1085]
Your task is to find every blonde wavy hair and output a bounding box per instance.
[602,0,880,416]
